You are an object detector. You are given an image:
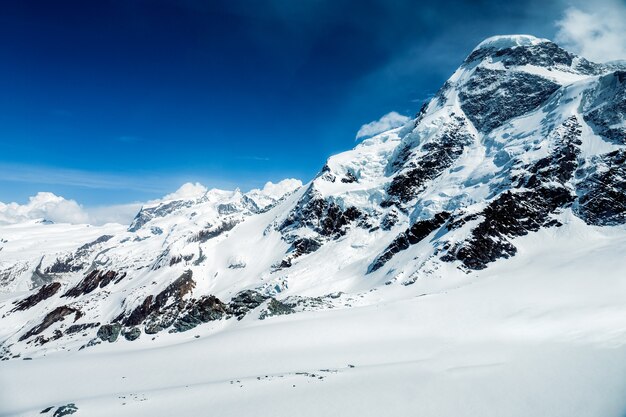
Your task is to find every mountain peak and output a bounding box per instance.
[461,34,592,73]
[473,34,549,52]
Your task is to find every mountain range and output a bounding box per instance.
[1,34,626,417]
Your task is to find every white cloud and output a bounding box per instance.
[256,178,302,199]
[356,111,410,140]
[162,182,208,201]
[0,193,143,226]
[555,2,626,62]
[0,192,89,225]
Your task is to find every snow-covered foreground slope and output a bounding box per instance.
[3,217,626,417]
[1,34,626,416]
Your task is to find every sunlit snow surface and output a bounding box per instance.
[2,216,626,416]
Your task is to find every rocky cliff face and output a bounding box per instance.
[1,35,625,359]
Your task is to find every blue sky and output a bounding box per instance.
[0,0,622,208]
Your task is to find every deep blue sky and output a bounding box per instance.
[0,0,575,205]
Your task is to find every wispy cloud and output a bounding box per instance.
[555,0,626,62]
[356,111,410,140]
[0,163,170,194]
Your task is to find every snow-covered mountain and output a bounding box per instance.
[1,35,626,417]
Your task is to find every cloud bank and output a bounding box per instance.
[0,192,144,226]
[555,1,626,62]
[162,182,208,201]
[250,178,303,200]
[356,111,410,140]
[0,191,149,226]
[0,193,89,225]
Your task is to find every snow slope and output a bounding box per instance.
[3,216,626,417]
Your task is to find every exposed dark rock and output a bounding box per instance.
[464,41,602,75]
[291,237,322,256]
[389,144,413,172]
[280,187,363,238]
[516,116,582,186]
[113,272,128,284]
[188,220,238,243]
[276,236,332,270]
[33,329,64,345]
[445,213,480,231]
[44,256,84,274]
[128,200,195,232]
[582,71,626,144]
[259,298,295,320]
[193,248,207,266]
[144,309,179,334]
[44,235,115,275]
[172,295,227,332]
[442,188,573,270]
[12,282,61,312]
[414,101,430,126]
[53,403,78,417]
[122,327,141,341]
[576,150,626,225]
[169,254,194,266]
[242,194,266,213]
[62,270,120,298]
[380,210,399,230]
[227,290,269,320]
[369,212,451,273]
[19,306,82,341]
[496,42,576,68]
[468,42,565,67]
[97,323,121,343]
[79,337,101,350]
[123,270,195,327]
[76,235,114,256]
[318,164,336,182]
[121,296,153,327]
[442,116,582,270]
[384,117,473,205]
[340,171,357,183]
[65,322,100,335]
[40,406,54,413]
[459,68,560,132]
[217,202,239,215]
